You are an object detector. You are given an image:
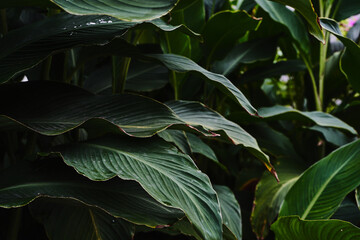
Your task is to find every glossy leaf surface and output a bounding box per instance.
[279,139,360,219]
[51,0,178,21]
[0,160,184,227]
[271,216,360,240]
[56,136,222,240]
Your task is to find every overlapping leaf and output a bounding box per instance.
[0,13,198,83]
[258,105,357,135]
[268,0,324,43]
[214,185,242,240]
[320,18,360,93]
[50,0,178,22]
[0,160,184,227]
[166,100,272,173]
[30,199,135,240]
[56,136,222,240]
[271,216,360,240]
[279,139,360,219]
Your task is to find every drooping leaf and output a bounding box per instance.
[279,139,360,219]
[320,18,360,93]
[166,100,273,174]
[187,133,219,163]
[56,136,222,240]
[212,37,277,76]
[214,185,242,240]
[0,13,199,83]
[158,129,191,155]
[30,198,135,240]
[309,125,356,146]
[251,162,302,239]
[256,0,310,53]
[149,54,259,116]
[0,81,184,137]
[258,105,357,135]
[268,0,324,43]
[271,216,360,240]
[50,0,178,22]
[333,0,360,21]
[0,160,184,227]
[203,10,261,64]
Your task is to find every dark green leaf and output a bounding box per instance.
[158,129,191,155]
[256,0,310,52]
[0,0,56,8]
[333,0,360,21]
[187,133,219,163]
[251,162,302,239]
[258,105,357,135]
[268,0,324,43]
[331,198,360,225]
[271,216,360,240]
[203,10,261,64]
[166,100,273,173]
[150,54,259,116]
[30,199,135,240]
[279,139,360,219]
[212,37,277,76]
[320,18,360,93]
[51,0,178,22]
[309,125,356,146]
[214,185,242,240]
[0,160,184,227]
[56,136,222,240]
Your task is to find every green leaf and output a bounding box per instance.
[214,185,242,240]
[187,133,219,163]
[56,136,223,240]
[149,54,259,116]
[256,0,310,53]
[158,129,191,155]
[30,198,135,240]
[203,10,261,64]
[50,0,178,22]
[309,125,356,146]
[356,187,360,211]
[0,160,184,227]
[212,37,277,76]
[166,100,273,174]
[251,162,302,239]
[0,81,183,137]
[271,216,360,240]
[320,18,360,93]
[0,13,199,83]
[279,139,360,219]
[333,0,360,21]
[258,105,357,135]
[268,0,324,43]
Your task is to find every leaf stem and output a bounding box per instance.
[0,9,8,36]
[164,32,179,100]
[318,32,329,109]
[112,56,131,94]
[42,56,52,80]
[7,208,22,240]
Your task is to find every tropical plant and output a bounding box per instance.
[0,0,359,239]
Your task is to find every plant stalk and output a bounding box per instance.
[7,208,22,240]
[0,9,8,35]
[164,32,180,100]
[112,56,131,94]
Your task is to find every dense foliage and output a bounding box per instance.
[0,0,360,239]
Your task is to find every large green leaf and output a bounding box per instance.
[56,136,222,240]
[203,10,261,64]
[268,0,324,43]
[150,54,259,116]
[251,162,302,239]
[279,139,360,219]
[0,13,198,83]
[0,160,184,227]
[309,125,356,146]
[256,0,310,52]
[214,185,242,240]
[333,0,360,21]
[0,81,184,137]
[320,18,360,93]
[258,105,357,135]
[166,100,273,174]
[30,199,135,240]
[212,37,277,76]
[271,216,360,240]
[50,0,178,22]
